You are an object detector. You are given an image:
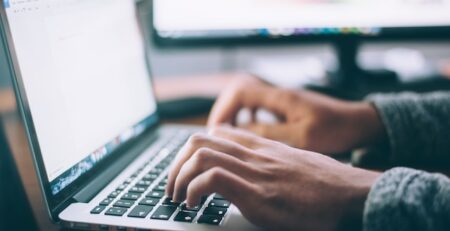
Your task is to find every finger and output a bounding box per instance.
[241,123,294,146]
[208,126,262,149]
[166,133,254,197]
[207,84,245,127]
[173,147,259,202]
[207,81,288,127]
[250,107,258,123]
[185,167,258,208]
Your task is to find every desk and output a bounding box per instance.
[0,73,238,231]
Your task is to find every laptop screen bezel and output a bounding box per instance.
[0,2,161,221]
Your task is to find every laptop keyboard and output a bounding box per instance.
[90,130,230,226]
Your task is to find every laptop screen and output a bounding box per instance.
[3,0,157,195]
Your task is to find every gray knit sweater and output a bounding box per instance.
[363,92,450,231]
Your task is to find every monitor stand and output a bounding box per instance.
[319,38,399,100]
[312,39,450,100]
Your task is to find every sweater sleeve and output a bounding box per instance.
[363,167,450,231]
[367,92,450,167]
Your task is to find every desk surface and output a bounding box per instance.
[0,73,238,231]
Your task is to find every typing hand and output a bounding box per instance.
[208,77,386,155]
[166,126,380,231]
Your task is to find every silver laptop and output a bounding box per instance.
[0,0,260,230]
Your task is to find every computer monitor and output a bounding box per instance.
[151,0,450,87]
[152,0,450,45]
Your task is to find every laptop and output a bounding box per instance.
[0,0,260,230]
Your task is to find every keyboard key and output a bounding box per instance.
[90,206,106,214]
[99,198,114,206]
[143,173,158,181]
[213,194,226,200]
[116,184,128,191]
[179,195,206,211]
[197,215,222,225]
[156,163,168,169]
[128,205,153,218]
[151,205,177,220]
[174,211,197,223]
[121,193,141,201]
[114,200,134,208]
[162,197,180,206]
[139,198,159,206]
[208,199,230,208]
[160,178,168,185]
[105,207,127,217]
[153,185,166,192]
[159,161,171,167]
[203,207,227,216]
[108,191,120,198]
[159,180,167,186]
[130,173,139,178]
[129,186,147,193]
[180,203,201,212]
[136,180,152,187]
[146,190,164,199]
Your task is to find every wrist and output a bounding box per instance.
[338,168,381,231]
[347,102,387,149]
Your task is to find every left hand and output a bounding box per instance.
[207,77,386,155]
[166,126,380,231]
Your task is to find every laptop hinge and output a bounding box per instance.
[72,130,159,203]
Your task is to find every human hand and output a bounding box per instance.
[166,127,381,231]
[208,77,386,154]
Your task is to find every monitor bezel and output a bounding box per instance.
[0,3,160,221]
[150,0,450,48]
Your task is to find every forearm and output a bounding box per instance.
[367,92,450,167]
[363,167,450,231]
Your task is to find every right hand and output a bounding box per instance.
[166,126,380,231]
[208,77,386,155]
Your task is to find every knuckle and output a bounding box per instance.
[177,164,190,180]
[229,81,247,96]
[192,148,213,167]
[232,78,248,88]
[262,186,281,206]
[188,133,208,146]
[207,167,225,183]
[282,89,300,106]
[208,126,221,136]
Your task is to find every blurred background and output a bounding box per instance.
[1,0,450,90]
[2,1,450,230]
[0,1,450,92]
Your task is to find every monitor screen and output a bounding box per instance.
[153,0,450,42]
[3,0,157,195]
